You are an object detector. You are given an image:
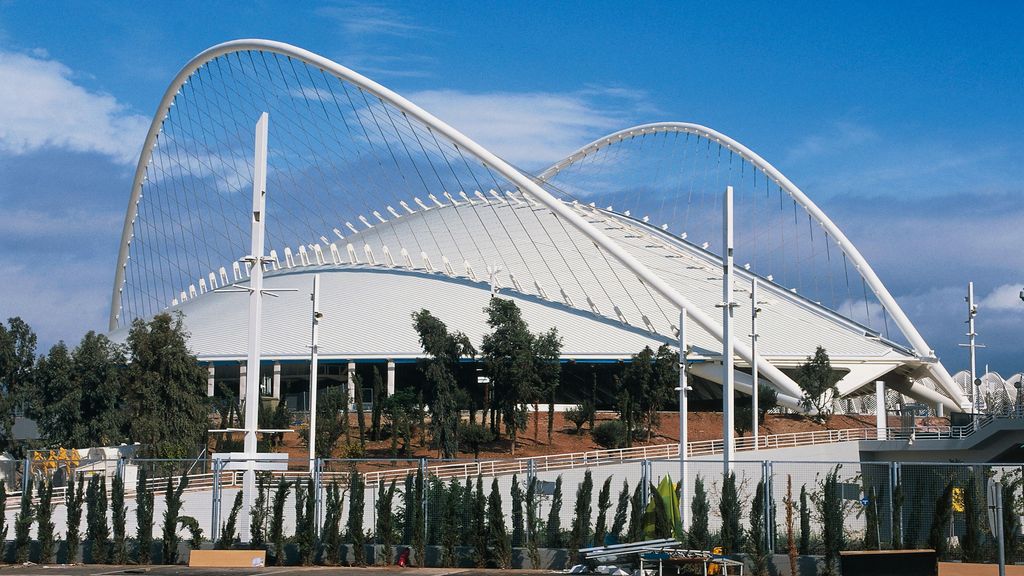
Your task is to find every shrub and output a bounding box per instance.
[459,421,494,457]
[160,476,187,564]
[565,403,592,434]
[593,420,627,449]
[250,473,269,548]
[819,466,845,575]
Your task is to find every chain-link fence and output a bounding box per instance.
[3,454,1022,566]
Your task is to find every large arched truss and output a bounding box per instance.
[110,39,965,412]
[539,123,965,407]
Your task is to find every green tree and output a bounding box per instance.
[217,491,243,549]
[250,474,271,549]
[111,473,127,563]
[610,477,626,541]
[819,466,845,575]
[719,472,743,553]
[511,474,525,547]
[593,476,613,546]
[15,477,36,562]
[86,475,110,563]
[927,481,954,559]
[748,480,770,576]
[295,478,316,565]
[441,480,459,567]
[796,346,840,421]
[481,298,536,455]
[546,475,564,547]
[890,478,903,550]
[353,373,367,450]
[472,475,487,567]
[123,313,208,457]
[161,476,187,563]
[798,484,810,554]
[67,474,86,563]
[534,327,562,445]
[370,365,385,441]
[488,478,512,568]
[459,421,494,458]
[569,470,594,558]
[376,479,397,564]
[863,485,879,550]
[346,471,366,565]
[270,478,290,564]
[301,386,348,458]
[321,481,343,565]
[961,475,983,562]
[626,483,644,543]
[526,476,540,567]
[0,318,36,450]
[412,309,475,458]
[413,464,426,565]
[690,475,710,550]
[0,480,8,558]
[565,403,592,434]
[37,479,55,563]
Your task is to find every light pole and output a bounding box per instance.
[677,308,690,532]
[750,277,762,450]
[308,274,321,476]
[718,186,737,476]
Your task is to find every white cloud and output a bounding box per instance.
[785,121,877,163]
[979,284,1024,312]
[0,50,149,164]
[406,89,646,168]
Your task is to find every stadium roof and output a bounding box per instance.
[108,39,969,413]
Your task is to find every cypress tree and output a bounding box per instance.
[798,484,810,554]
[568,471,594,558]
[270,478,290,565]
[927,481,954,559]
[471,475,487,567]
[511,474,525,547]
[250,473,269,548]
[14,476,34,563]
[786,476,797,576]
[748,480,770,576]
[690,475,709,550]
[294,479,316,566]
[321,481,343,565]
[526,476,540,568]
[371,366,384,441]
[402,473,415,544]
[593,476,613,546]
[891,479,903,550]
[610,480,630,541]
[441,479,459,567]
[37,479,55,564]
[218,491,243,549]
[626,483,644,543]
[413,466,425,565]
[487,478,512,568]
[111,473,127,564]
[819,466,845,575]
[376,480,397,565]
[354,373,367,449]
[719,472,742,553]
[461,476,474,546]
[160,476,186,564]
[178,516,203,551]
[962,476,982,562]
[863,485,879,550]
[546,475,564,547]
[0,480,7,559]
[427,475,443,546]
[347,471,366,565]
[85,475,110,564]
[135,469,153,564]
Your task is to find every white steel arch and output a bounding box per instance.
[539,122,965,408]
[112,40,957,411]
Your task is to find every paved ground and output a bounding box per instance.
[0,566,558,576]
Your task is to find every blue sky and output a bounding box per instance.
[0,1,1022,374]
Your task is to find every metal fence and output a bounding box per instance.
[3,452,1021,566]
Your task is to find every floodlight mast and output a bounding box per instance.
[751,277,761,451]
[309,273,321,477]
[720,186,736,475]
[677,308,689,531]
[240,112,269,542]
